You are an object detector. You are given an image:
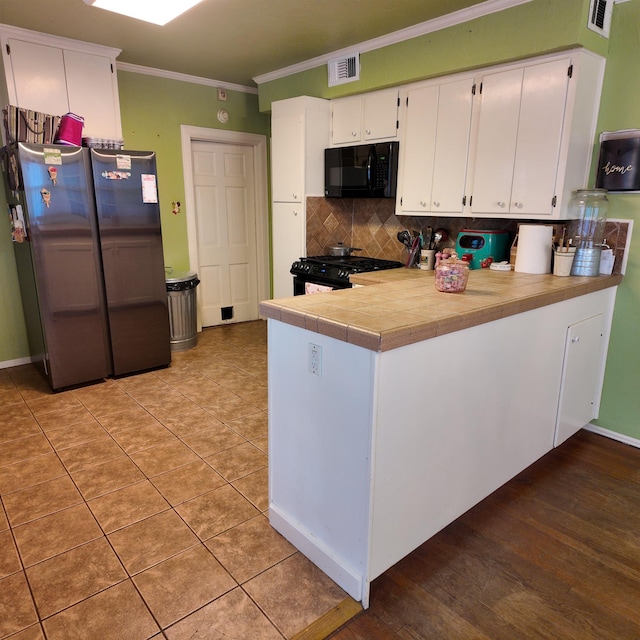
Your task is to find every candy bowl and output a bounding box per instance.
[434,258,470,293]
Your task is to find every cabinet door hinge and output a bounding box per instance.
[462,195,467,206]
[406,96,409,107]
[479,82,483,94]
[469,195,473,207]
[567,64,573,78]
[472,83,476,96]
[397,96,401,107]
[396,120,399,130]
[110,63,114,73]
[5,44,10,56]
[552,195,557,207]
[400,196,403,206]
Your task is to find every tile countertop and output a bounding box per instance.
[259,268,622,352]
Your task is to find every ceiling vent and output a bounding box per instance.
[587,0,613,37]
[328,53,360,87]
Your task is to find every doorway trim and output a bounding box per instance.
[180,125,270,330]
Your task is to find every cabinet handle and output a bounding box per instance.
[352,131,358,137]
[365,129,371,135]
[572,336,580,343]
[433,201,440,208]
[292,193,298,200]
[420,200,427,208]
[497,201,506,208]
[513,201,523,209]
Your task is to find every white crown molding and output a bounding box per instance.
[252,0,533,85]
[116,61,258,94]
[0,22,121,58]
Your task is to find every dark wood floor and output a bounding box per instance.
[330,430,640,640]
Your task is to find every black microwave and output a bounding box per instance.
[325,141,399,198]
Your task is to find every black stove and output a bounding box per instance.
[291,255,403,295]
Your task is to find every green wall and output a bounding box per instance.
[258,0,607,110]
[117,72,270,272]
[590,0,640,440]
[0,185,29,363]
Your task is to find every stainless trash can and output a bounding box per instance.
[166,271,200,352]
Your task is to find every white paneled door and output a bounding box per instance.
[191,140,259,327]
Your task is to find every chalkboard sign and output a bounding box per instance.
[596,132,640,192]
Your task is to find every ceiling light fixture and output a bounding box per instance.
[82,0,205,26]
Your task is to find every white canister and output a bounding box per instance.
[419,249,436,270]
[514,225,554,274]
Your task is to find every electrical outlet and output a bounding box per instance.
[309,343,322,376]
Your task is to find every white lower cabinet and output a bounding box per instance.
[271,203,303,299]
[554,313,608,446]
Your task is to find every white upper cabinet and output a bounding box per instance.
[0,25,122,140]
[468,50,605,219]
[63,49,121,139]
[331,88,399,145]
[271,96,329,203]
[271,109,305,203]
[470,59,569,216]
[4,39,69,116]
[397,76,474,216]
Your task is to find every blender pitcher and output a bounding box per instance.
[569,189,609,276]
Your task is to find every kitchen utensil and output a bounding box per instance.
[424,226,433,251]
[397,230,412,249]
[406,235,421,267]
[328,244,362,257]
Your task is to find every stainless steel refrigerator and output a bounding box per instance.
[4,142,171,390]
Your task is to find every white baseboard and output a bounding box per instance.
[269,503,368,607]
[0,356,32,370]
[585,423,640,449]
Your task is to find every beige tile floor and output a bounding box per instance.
[0,320,353,640]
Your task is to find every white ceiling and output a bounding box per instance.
[1,0,500,88]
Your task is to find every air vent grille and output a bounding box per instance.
[328,53,360,87]
[588,0,613,37]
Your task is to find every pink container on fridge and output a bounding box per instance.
[54,113,84,146]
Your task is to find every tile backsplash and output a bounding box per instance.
[306,197,630,275]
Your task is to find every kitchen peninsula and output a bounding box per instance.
[259,269,620,607]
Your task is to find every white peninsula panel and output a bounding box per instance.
[267,286,616,607]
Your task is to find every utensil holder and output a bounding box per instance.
[553,249,575,277]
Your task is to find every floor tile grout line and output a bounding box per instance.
[0,321,322,639]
